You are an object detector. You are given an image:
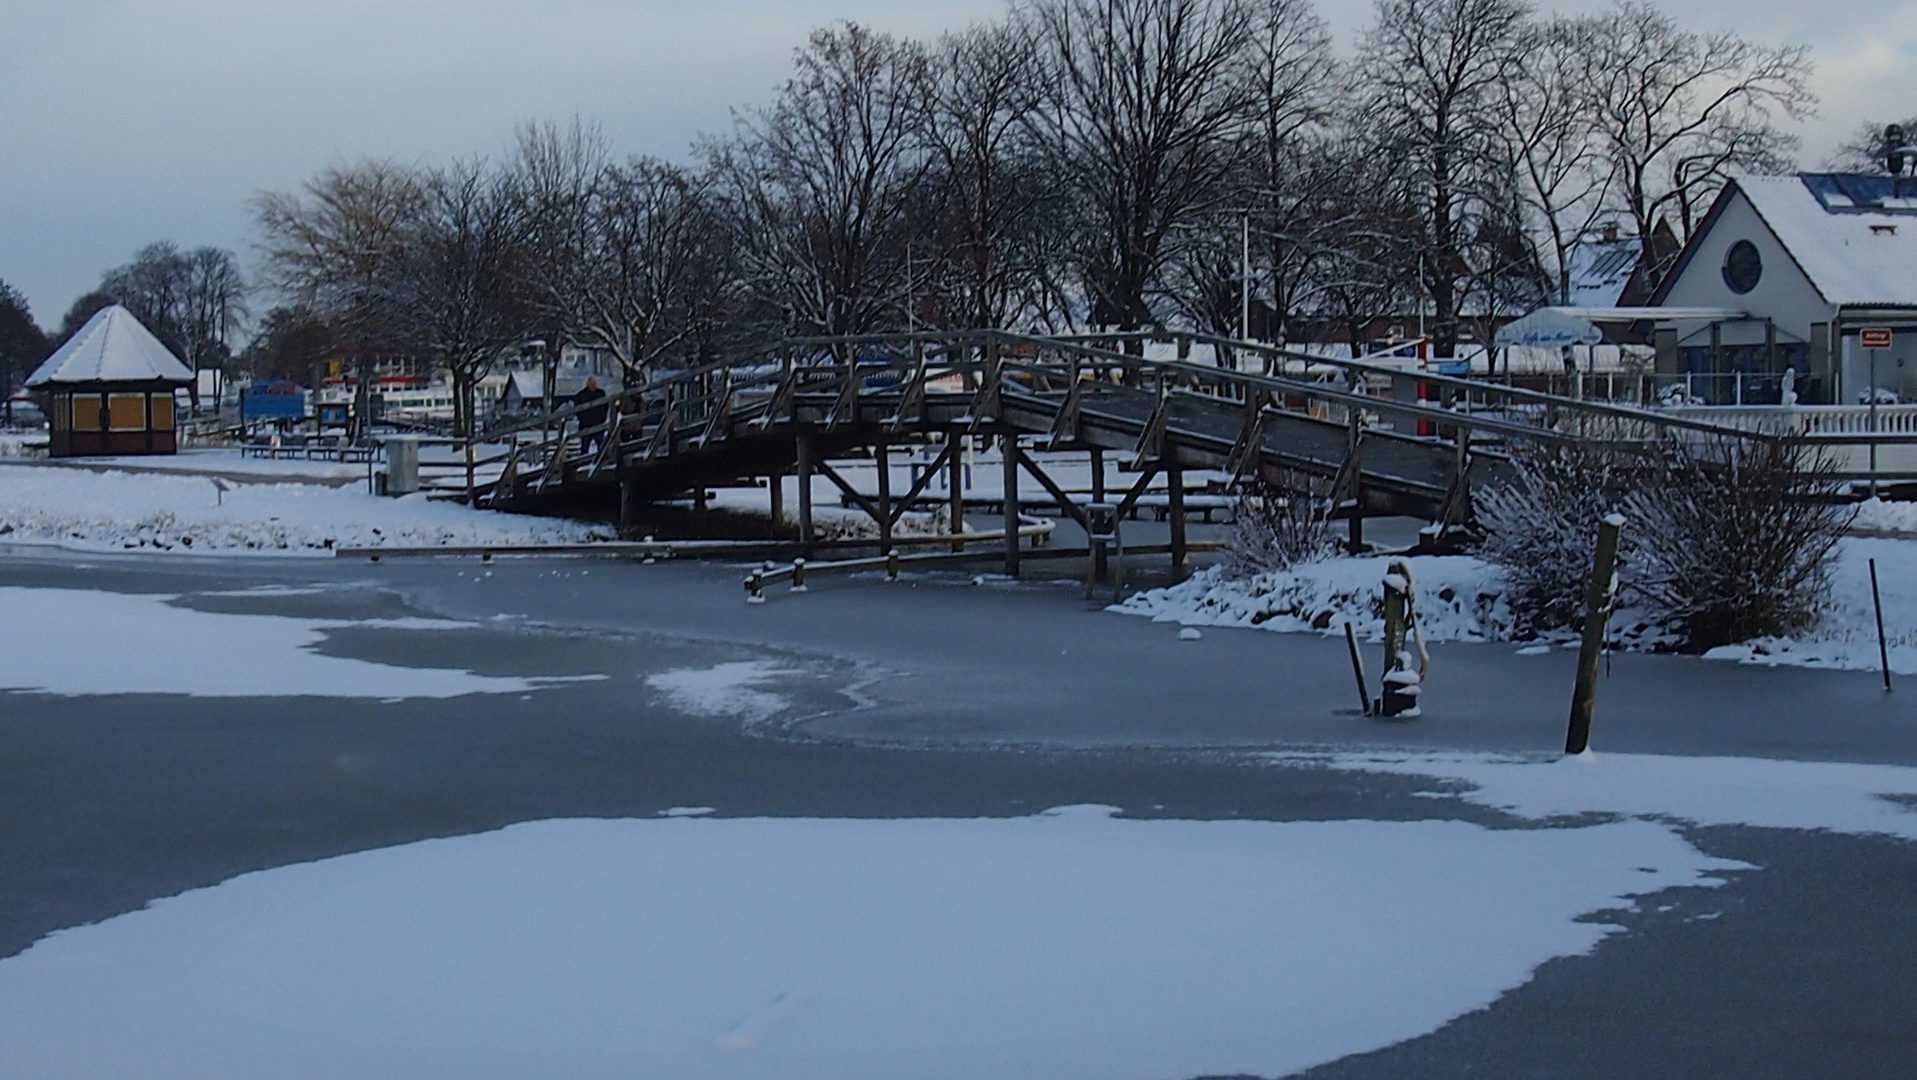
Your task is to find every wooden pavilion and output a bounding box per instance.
[26,305,194,457]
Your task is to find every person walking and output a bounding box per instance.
[571,376,610,457]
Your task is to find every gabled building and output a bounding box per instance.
[1652,173,1917,404]
[26,305,194,456]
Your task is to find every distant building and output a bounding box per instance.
[26,306,194,456]
[1653,173,1917,404]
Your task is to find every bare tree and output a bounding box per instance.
[389,160,532,436]
[1019,0,1263,335]
[1581,1,1814,284]
[1496,16,1611,305]
[1358,0,1527,359]
[98,241,248,400]
[919,22,1069,330]
[712,23,931,339]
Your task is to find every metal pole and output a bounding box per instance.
[1240,211,1251,345]
[1870,347,1881,499]
[1565,514,1624,755]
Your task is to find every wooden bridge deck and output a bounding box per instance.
[461,329,1888,571]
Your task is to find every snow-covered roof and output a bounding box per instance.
[25,305,193,388]
[1565,237,1641,308]
[1735,174,1917,308]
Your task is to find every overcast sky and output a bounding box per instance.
[3,0,1912,328]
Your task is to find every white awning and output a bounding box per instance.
[1495,308,1603,348]
[1550,306,1748,322]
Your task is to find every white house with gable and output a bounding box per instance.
[1653,173,1917,405]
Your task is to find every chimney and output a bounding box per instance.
[1601,222,1619,243]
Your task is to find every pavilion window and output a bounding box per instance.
[69,394,104,431]
[108,393,147,432]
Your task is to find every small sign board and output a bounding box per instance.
[1862,327,1894,349]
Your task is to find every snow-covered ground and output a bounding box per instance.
[0,586,593,698]
[0,463,609,555]
[1117,533,1917,675]
[0,806,1736,1080]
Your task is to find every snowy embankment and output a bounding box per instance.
[1117,532,1917,675]
[0,464,609,555]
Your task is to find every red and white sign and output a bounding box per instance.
[1861,327,1894,349]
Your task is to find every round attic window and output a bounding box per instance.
[1722,239,1762,294]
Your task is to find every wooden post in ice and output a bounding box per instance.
[1378,560,1427,718]
[1565,513,1624,755]
[1870,557,1892,692]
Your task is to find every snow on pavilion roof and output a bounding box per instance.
[25,305,194,388]
[1736,174,1917,309]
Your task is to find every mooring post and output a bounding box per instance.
[796,431,815,556]
[1166,463,1187,575]
[876,437,893,552]
[1565,513,1624,755]
[791,558,807,592]
[948,432,966,552]
[1002,429,1021,576]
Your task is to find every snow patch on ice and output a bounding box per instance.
[1278,749,1917,841]
[0,812,1737,1080]
[646,661,797,721]
[0,586,570,698]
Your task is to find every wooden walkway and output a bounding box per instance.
[462,329,1892,574]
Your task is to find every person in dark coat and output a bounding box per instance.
[571,376,611,456]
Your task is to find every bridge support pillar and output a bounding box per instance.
[796,432,815,555]
[1002,430,1021,576]
[948,433,966,552]
[876,437,893,552]
[1090,448,1107,579]
[769,468,784,535]
[1167,463,1187,576]
[620,474,640,533]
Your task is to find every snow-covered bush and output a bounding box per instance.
[1624,436,1853,651]
[1474,445,1629,638]
[1226,476,1339,576]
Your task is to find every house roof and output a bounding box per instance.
[1723,174,1917,308]
[25,305,194,388]
[1565,237,1641,308]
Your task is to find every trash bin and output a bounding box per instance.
[384,436,420,496]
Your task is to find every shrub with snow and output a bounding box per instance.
[1624,436,1853,651]
[1225,476,1339,577]
[1474,446,1629,638]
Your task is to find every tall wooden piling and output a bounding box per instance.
[1565,514,1623,755]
